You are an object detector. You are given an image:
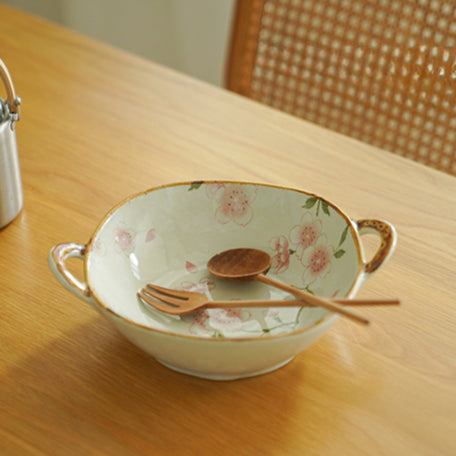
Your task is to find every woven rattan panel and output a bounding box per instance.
[227,0,456,175]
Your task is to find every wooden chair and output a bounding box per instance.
[226,0,456,176]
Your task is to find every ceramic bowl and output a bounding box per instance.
[49,181,396,380]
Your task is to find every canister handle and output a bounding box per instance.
[0,58,20,117]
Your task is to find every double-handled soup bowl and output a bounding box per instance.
[49,181,396,380]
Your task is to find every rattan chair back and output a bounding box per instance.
[226,0,456,175]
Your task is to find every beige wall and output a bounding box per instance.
[2,0,235,86]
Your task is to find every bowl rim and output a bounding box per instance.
[84,180,364,342]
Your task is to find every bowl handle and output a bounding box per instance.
[48,243,96,307]
[356,219,397,275]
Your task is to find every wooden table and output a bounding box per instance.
[1,5,455,455]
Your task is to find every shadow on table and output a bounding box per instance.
[3,315,353,455]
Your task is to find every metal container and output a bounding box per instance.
[0,58,22,229]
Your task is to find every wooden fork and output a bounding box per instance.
[138,283,400,316]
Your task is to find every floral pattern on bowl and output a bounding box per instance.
[90,182,359,339]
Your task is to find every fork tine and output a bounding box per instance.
[145,283,190,300]
[138,290,186,315]
[141,287,186,307]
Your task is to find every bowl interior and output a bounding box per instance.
[86,182,362,338]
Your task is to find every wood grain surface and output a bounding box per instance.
[0,5,455,456]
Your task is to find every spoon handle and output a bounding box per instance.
[203,298,399,309]
[256,274,371,325]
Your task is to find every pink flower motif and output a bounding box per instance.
[206,183,225,198]
[269,235,290,274]
[180,278,216,294]
[145,228,156,243]
[301,236,334,286]
[289,212,323,260]
[185,261,198,273]
[114,227,135,254]
[183,310,210,333]
[183,303,250,336]
[264,308,280,318]
[208,308,250,329]
[214,184,256,226]
[91,238,106,256]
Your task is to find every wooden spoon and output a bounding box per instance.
[207,248,371,325]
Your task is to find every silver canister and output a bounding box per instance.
[0,58,22,229]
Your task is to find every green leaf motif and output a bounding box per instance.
[303,197,330,216]
[189,181,204,191]
[288,249,296,255]
[338,225,349,247]
[321,201,330,215]
[334,249,346,258]
[302,197,317,209]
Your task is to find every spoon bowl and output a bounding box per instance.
[208,248,272,280]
